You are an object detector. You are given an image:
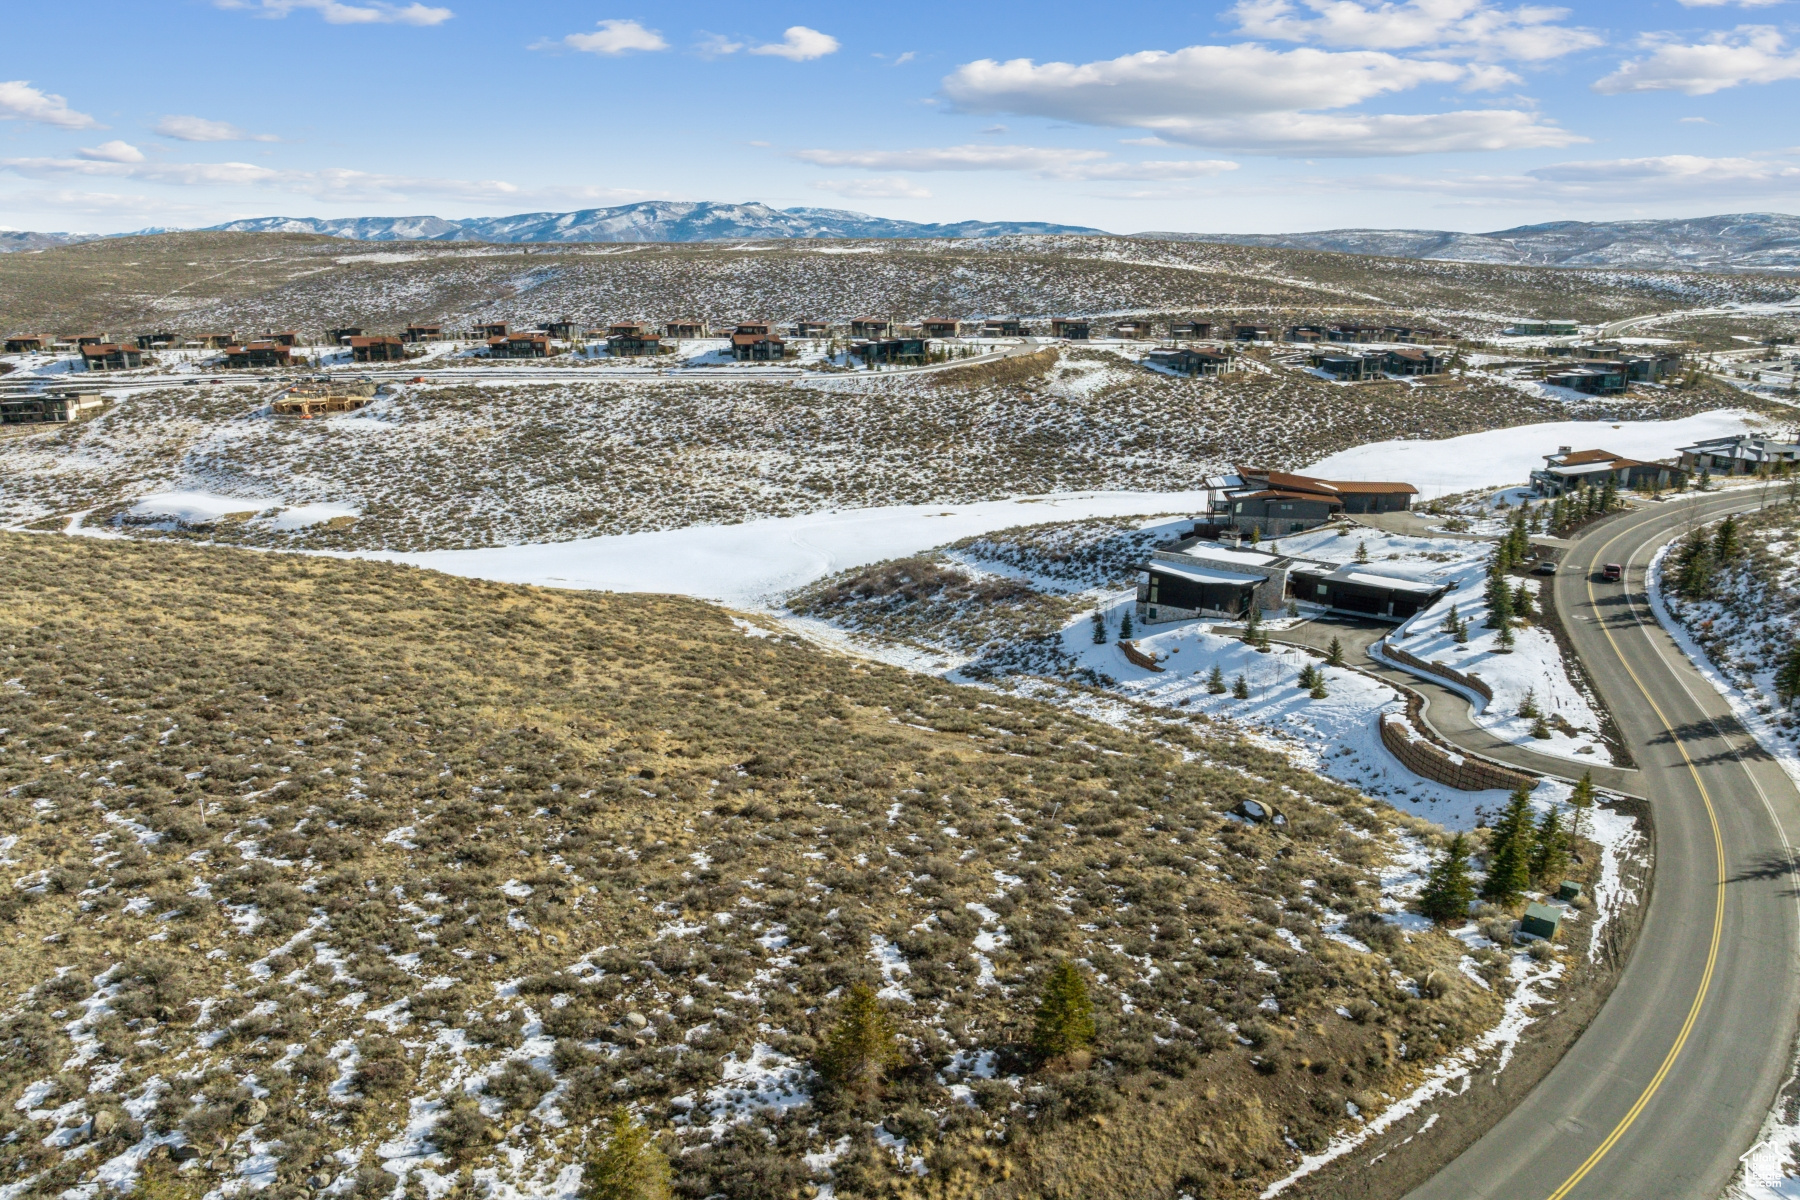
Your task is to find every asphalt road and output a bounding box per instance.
[1407,488,1800,1200]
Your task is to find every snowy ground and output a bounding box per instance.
[1304,411,1758,499]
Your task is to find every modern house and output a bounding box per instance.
[731,322,785,361]
[853,337,928,365]
[1146,347,1231,377]
[920,318,961,338]
[259,331,300,347]
[1313,351,1382,381]
[134,332,177,350]
[1383,325,1454,343]
[850,317,892,339]
[1326,324,1385,343]
[1504,319,1580,337]
[80,343,143,371]
[1205,467,1418,537]
[490,333,549,359]
[1530,447,1686,494]
[607,324,664,356]
[1049,318,1090,340]
[789,320,829,339]
[666,320,709,339]
[1676,435,1800,476]
[0,391,104,424]
[980,317,1024,337]
[1287,325,1326,343]
[1169,321,1212,339]
[349,335,406,363]
[1113,321,1152,339]
[1136,545,1293,624]
[1234,323,1272,341]
[222,342,291,369]
[4,334,52,353]
[471,321,509,341]
[1384,347,1449,376]
[1286,563,1452,622]
[403,323,444,342]
[191,333,238,349]
[543,318,581,340]
[1545,362,1626,395]
[326,327,364,345]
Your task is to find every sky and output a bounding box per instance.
[1,0,1798,235]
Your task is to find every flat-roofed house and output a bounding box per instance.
[852,337,928,365]
[0,391,104,424]
[850,317,891,338]
[1169,321,1212,339]
[1675,435,1800,477]
[1287,325,1326,343]
[980,317,1024,337]
[1136,545,1293,624]
[222,342,291,369]
[326,327,364,345]
[1286,563,1452,622]
[80,343,143,371]
[1312,351,1383,381]
[349,335,406,363]
[920,318,961,338]
[731,322,785,361]
[1545,362,1626,395]
[1234,323,1272,341]
[193,333,237,349]
[1384,347,1448,376]
[666,319,709,339]
[1146,347,1231,377]
[1113,321,1152,340]
[1049,318,1089,340]
[788,320,829,338]
[543,318,580,340]
[471,321,509,341]
[72,334,107,348]
[261,331,300,347]
[1531,447,1685,494]
[403,323,444,343]
[4,334,51,353]
[490,332,549,359]
[134,332,177,350]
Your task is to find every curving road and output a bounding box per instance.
[1408,489,1800,1199]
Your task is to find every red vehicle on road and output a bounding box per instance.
[1602,563,1623,582]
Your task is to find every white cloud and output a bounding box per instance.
[893,51,916,66]
[795,144,1239,180]
[154,115,277,142]
[1677,0,1783,7]
[1529,153,1800,184]
[78,141,146,164]
[940,45,1577,155]
[0,81,99,130]
[1344,152,1800,203]
[556,18,668,56]
[748,26,839,60]
[1593,26,1800,95]
[0,155,669,207]
[217,0,452,26]
[811,177,933,199]
[1228,0,1603,61]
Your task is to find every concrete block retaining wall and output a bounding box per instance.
[1381,639,1493,704]
[1380,712,1536,792]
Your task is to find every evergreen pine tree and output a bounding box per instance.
[1777,642,1800,707]
[1232,674,1250,699]
[1519,687,1539,718]
[1530,714,1550,737]
[1486,571,1514,628]
[1444,602,1459,633]
[1091,610,1106,644]
[1418,833,1476,925]
[1714,513,1741,561]
[1600,475,1618,512]
[1356,540,1370,563]
[1309,674,1328,700]
[1497,621,1516,652]
[1480,786,1536,904]
[584,1108,672,1200]
[1243,603,1261,645]
[818,983,903,1096]
[1531,808,1569,885]
[1031,961,1096,1064]
[1207,664,1228,694]
[1326,636,1345,666]
[1699,463,1713,491]
[1512,580,1535,619]
[1297,663,1318,690]
[1569,770,1595,838]
[1453,618,1469,645]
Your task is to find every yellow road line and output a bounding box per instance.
[1543,507,1731,1200]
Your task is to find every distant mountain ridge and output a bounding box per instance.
[197,201,1105,243]
[1139,212,1800,273]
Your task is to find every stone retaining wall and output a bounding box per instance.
[1381,639,1493,704]
[1380,712,1536,792]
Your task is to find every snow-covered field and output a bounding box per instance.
[1305,410,1757,499]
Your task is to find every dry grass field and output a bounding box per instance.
[0,533,1530,1200]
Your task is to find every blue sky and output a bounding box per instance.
[1,0,1797,235]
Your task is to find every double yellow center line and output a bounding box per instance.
[1543,510,1729,1200]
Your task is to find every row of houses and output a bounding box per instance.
[1526,433,1800,496]
[1311,347,1451,380]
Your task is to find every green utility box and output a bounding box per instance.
[1521,903,1563,940]
[1556,880,1583,902]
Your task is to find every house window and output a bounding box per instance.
[1317,584,1328,597]
[1148,608,1158,621]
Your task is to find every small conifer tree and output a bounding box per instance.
[1232,673,1250,699]
[584,1108,672,1200]
[1519,687,1539,719]
[1326,636,1344,667]
[1777,642,1800,707]
[1418,833,1476,925]
[1091,610,1106,644]
[1309,674,1328,700]
[1530,715,1551,738]
[1119,608,1133,639]
[1531,807,1569,885]
[1569,769,1595,838]
[1031,961,1096,1065]
[1714,513,1741,561]
[1207,664,1227,694]
[1512,580,1535,619]
[1480,786,1536,905]
[1496,621,1516,652]
[818,983,902,1097]
[1356,540,1370,563]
